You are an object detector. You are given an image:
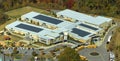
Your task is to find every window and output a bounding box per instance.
[50,39,54,43]
[42,23,46,27]
[25,18,29,21]
[41,40,46,43]
[10,28,14,31]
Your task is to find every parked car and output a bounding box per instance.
[109,52,115,61]
[107,35,112,44]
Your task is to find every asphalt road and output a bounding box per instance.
[79,24,118,61]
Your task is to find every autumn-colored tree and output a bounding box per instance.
[3,35,11,40]
[0,0,120,18]
[32,51,38,56]
[0,12,8,25]
[65,0,75,8]
[13,47,19,54]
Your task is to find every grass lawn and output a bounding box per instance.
[0,34,22,43]
[0,35,4,41]
[0,19,16,31]
[34,42,47,46]
[5,6,52,18]
[28,45,38,48]
[10,34,23,42]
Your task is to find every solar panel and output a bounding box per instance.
[79,24,98,30]
[33,15,63,24]
[15,23,43,32]
[71,28,91,37]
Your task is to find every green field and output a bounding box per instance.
[5,6,52,18]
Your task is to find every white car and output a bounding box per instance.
[110,59,114,61]
[110,52,115,61]
[107,35,112,43]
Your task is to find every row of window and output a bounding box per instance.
[24,18,57,30]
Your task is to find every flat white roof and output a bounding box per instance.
[21,11,73,28]
[57,9,112,26]
[6,21,60,40]
[6,11,104,42]
[21,11,39,19]
[69,28,93,40]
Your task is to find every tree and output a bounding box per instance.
[38,50,46,61]
[32,51,38,56]
[13,47,19,54]
[0,12,8,25]
[3,35,11,40]
[44,52,54,61]
[58,47,82,61]
[63,0,75,8]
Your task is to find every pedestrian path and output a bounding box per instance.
[32,42,76,49]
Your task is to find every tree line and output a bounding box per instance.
[0,0,120,17]
[0,12,8,25]
[0,0,120,24]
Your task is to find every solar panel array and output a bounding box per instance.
[71,28,91,37]
[79,24,98,30]
[15,23,43,33]
[33,15,63,24]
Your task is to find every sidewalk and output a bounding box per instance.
[33,42,76,49]
[19,39,76,50]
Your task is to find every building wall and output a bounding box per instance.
[99,20,112,29]
[37,34,64,45]
[39,38,47,44]
[68,33,90,43]
[21,17,25,20]
[97,30,104,36]
[57,14,75,22]
[100,22,109,29]
[22,17,57,30]
[6,28,26,37]
[32,34,39,42]
[6,22,64,45]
